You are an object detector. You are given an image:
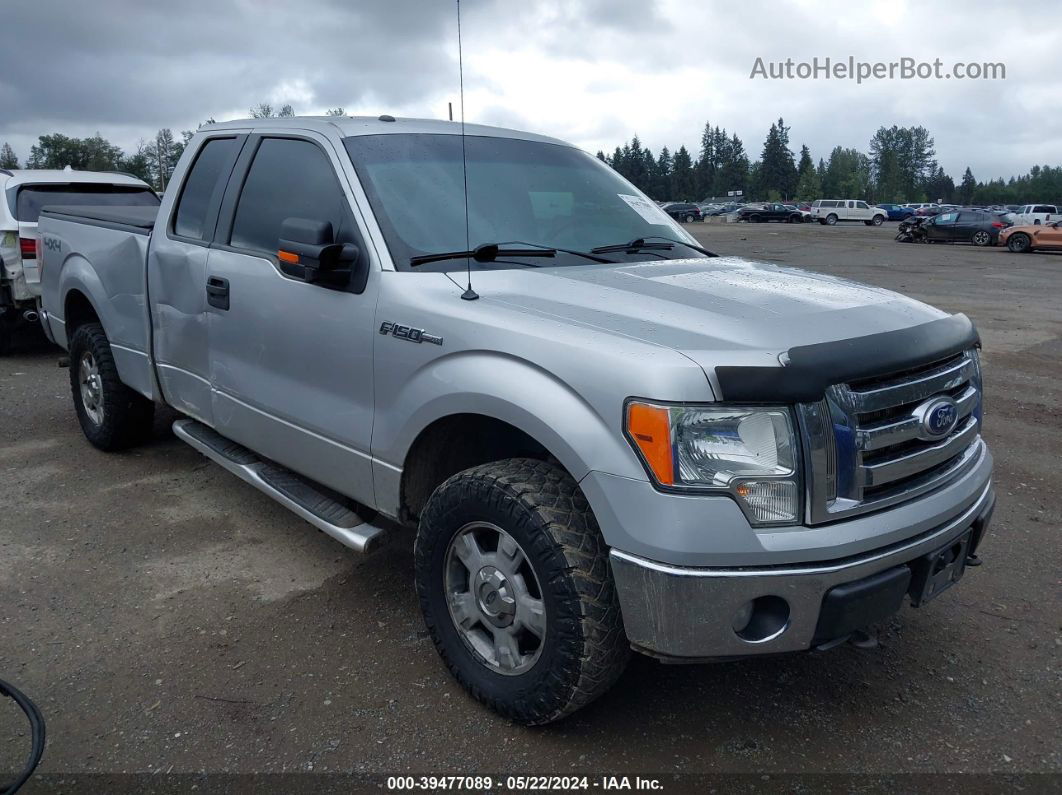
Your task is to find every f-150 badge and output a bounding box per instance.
[379,321,443,346]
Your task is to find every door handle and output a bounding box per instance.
[206,276,230,310]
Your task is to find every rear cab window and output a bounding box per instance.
[172,136,242,241]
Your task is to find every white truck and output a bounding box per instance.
[38,116,995,724]
[810,199,887,225]
[0,167,157,353]
[1013,204,1058,226]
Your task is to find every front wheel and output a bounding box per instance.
[415,458,629,724]
[972,230,991,247]
[68,323,154,451]
[871,215,885,226]
[1007,233,1031,253]
[749,214,762,224]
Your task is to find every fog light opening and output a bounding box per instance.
[733,596,790,643]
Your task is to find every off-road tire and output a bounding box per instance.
[415,458,630,724]
[68,322,154,451]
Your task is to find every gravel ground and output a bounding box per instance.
[1,221,1059,789]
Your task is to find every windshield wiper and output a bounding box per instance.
[410,242,556,268]
[591,237,718,258]
[505,241,618,264]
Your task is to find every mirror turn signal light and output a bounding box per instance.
[278,249,300,264]
[626,402,674,485]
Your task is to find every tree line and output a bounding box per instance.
[597,118,1062,206]
[0,104,345,192]
[3,110,1059,206]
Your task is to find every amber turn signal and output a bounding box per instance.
[626,402,674,485]
[277,249,299,264]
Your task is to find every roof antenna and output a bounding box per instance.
[456,0,478,301]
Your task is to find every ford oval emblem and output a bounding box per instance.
[916,397,959,439]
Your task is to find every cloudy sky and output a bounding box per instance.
[1,0,1057,181]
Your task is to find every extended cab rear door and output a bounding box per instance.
[203,130,378,506]
[150,132,248,423]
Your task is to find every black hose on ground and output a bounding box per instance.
[0,677,45,795]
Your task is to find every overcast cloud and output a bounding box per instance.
[1,0,1057,180]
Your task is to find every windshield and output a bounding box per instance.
[14,184,159,223]
[343,133,694,270]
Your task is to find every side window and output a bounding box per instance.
[173,137,240,240]
[957,211,980,223]
[1034,205,1053,214]
[856,201,869,209]
[230,138,351,254]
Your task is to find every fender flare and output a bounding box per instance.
[372,350,648,508]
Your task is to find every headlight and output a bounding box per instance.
[625,402,801,526]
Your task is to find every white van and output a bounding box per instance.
[810,199,887,226]
[1,167,157,352]
[1013,204,1058,225]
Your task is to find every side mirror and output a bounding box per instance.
[277,217,365,291]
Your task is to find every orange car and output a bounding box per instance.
[999,219,1062,253]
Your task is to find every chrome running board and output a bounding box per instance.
[172,418,386,554]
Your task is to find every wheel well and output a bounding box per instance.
[400,414,552,523]
[64,290,100,335]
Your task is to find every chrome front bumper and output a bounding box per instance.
[610,481,995,660]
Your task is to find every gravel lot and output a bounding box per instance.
[1,221,1059,787]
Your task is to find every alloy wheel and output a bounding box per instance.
[79,351,105,425]
[444,521,546,675]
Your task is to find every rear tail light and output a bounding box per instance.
[19,237,37,259]
[991,221,1004,228]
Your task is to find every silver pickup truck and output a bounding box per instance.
[38,116,995,724]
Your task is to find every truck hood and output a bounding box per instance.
[477,256,947,373]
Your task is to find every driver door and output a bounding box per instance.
[204,131,378,505]
[929,211,958,241]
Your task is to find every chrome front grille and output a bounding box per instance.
[799,349,984,524]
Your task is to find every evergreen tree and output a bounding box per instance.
[757,118,798,199]
[795,145,819,201]
[714,134,749,198]
[655,147,673,199]
[671,146,694,200]
[0,142,18,169]
[959,167,976,205]
[695,121,716,200]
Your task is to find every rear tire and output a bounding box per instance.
[68,322,155,451]
[415,458,629,724]
[1007,233,1031,253]
[972,230,991,247]
[825,213,838,225]
[750,214,761,224]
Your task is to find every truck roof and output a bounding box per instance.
[200,115,575,148]
[1,167,150,188]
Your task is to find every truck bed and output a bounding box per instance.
[39,205,159,233]
[38,207,157,401]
